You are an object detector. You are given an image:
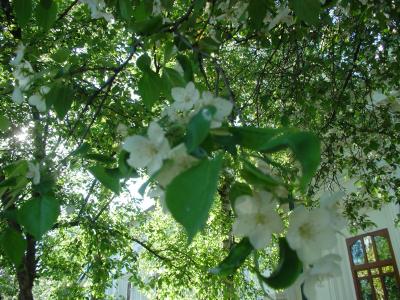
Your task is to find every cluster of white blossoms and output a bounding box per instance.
[122,82,232,209]
[163,81,233,127]
[232,176,345,299]
[232,190,284,249]
[10,43,50,112]
[79,0,113,22]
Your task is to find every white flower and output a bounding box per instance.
[26,162,40,185]
[40,86,50,95]
[152,0,162,16]
[116,123,128,137]
[28,94,46,112]
[171,82,200,112]
[286,206,337,264]
[232,190,284,249]
[10,43,26,66]
[197,91,233,128]
[156,143,198,187]
[12,87,24,105]
[320,191,346,231]
[267,7,293,31]
[122,122,170,175]
[79,0,113,22]
[302,254,342,300]
[13,61,34,91]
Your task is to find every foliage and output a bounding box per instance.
[0,0,399,299]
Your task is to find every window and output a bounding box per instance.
[346,229,400,300]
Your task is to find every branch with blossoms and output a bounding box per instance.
[117,76,345,298]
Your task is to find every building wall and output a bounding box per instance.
[286,202,400,300]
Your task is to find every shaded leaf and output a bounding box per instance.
[17,195,60,240]
[259,238,302,289]
[290,0,320,25]
[138,70,162,109]
[185,106,216,152]
[89,165,120,194]
[14,0,32,27]
[166,155,223,242]
[210,238,253,276]
[1,228,26,266]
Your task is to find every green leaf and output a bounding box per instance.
[118,151,137,178]
[166,155,223,242]
[198,37,220,54]
[176,55,194,82]
[85,153,116,164]
[136,53,151,72]
[138,70,162,109]
[46,84,74,119]
[118,0,134,21]
[89,165,120,194]
[229,182,252,213]
[17,195,60,240]
[261,131,320,191]
[230,127,282,151]
[14,0,32,27]
[161,67,185,100]
[1,228,26,266]
[71,142,90,156]
[133,16,163,35]
[290,0,320,25]
[51,48,70,63]
[0,177,17,188]
[241,159,281,189]
[185,106,216,152]
[210,238,253,276]
[248,0,269,30]
[259,238,302,289]
[4,160,28,177]
[36,0,58,31]
[0,115,10,131]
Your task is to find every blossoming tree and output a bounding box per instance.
[0,0,399,299]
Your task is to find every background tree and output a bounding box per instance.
[0,0,399,299]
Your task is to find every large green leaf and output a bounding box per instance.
[261,131,320,191]
[166,155,223,242]
[118,0,134,21]
[17,195,60,240]
[0,115,10,131]
[161,67,185,100]
[36,0,58,31]
[210,238,254,276]
[259,238,302,289]
[230,127,282,151]
[185,106,216,152]
[248,0,269,30]
[89,165,120,194]
[1,228,26,266]
[46,84,74,119]
[241,159,281,189]
[14,0,32,27]
[290,0,320,25]
[138,70,162,109]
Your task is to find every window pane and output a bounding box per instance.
[352,239,365,265]
[372,277,384,300]
[382,265,394,273]
[383,276,400,300]
[364,236,376,263]
[359,279,373,300]
[357,270,368,278]
[374,235,392,260]
[371,268,379,275]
